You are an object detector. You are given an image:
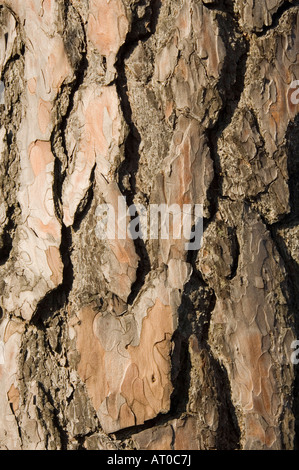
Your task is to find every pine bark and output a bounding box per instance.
[0,0,298,450]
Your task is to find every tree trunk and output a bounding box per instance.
[0,0,298,450]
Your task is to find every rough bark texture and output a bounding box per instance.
[0,0,298,450]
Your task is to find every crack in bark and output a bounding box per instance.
[254,0,299,37]
[205,20,249,225]
[0,8,23,266]
[265,115,299,448]
[37,381,69,450]
[31,225,73,327]
[52,3,88,224]
[8,401,23,448]
[31,3,87,324]
[205,0,299,36]
[189,9,251,449]
[0,205,18,265]
[114,1,162,306]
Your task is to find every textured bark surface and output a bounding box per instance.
[0,0,298,450]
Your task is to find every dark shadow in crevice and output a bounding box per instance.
[37,381,69,450]
[270,115,299,449]
[115,0,162,197]
[112,270,240,450]
[227,226,240,280]
[205,13,249,223]
[51,51,89,223]
[31,225,73,329]
[72,164,96,232]
[52,2,88,223]
[178,271,241,450]
[31,4,88,327]
[111,283,192,444]
[0,205,17,265]
[255,0,299,37]
[114,0,162,306]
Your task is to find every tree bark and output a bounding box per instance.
[0,0,298,450]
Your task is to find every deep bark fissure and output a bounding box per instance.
[114,1,162,306]
[31,225,73,327]
[205,26,249,225]
[255,0,299,37]
[195,15,250,446]
[31,2,87,325]
[0,9,24,266]
[52,3,88,224]
[37,381,69,450]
